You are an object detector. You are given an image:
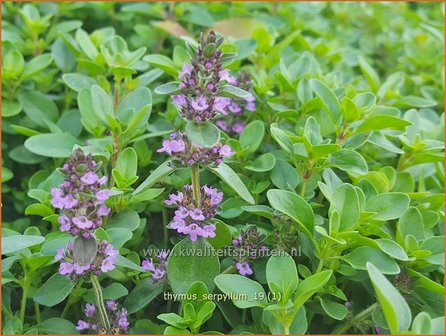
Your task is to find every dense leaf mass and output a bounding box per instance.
[1,2,444,335]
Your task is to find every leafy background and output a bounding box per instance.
[2,2,444,335]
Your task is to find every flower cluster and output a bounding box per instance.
[232,226,268,276]
[141,251,169,283]
[171,31,234,122]
[165,185,223,241]
[216,71,256,135]
[157,131,234,166]
[56,239,118,280]
[51,149,110,239]
[76,300,129,334]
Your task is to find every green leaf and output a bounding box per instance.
[329,184,360,232]
[327,149,368,175]
[33,274,75,307]
[18,90,58,128]
[83,283,129,303]
[143,54,178,77]
[318,297,348,320]
[115,147,138,179]
[397,207,424,240]
[270,126,294,155]
[75,28,98,60]
[366,263,411,334]
[107,228,132,248]
[133,161,176,195]
[270,160,300,190]
[293,270,332,310]
[358,56,380,92]
[266,252,298,303]
[25,133,79,158]
[185,121,221,148]
[239,120,265,154]
[2,100,22,118]
[167,237,220,294]
[154,82,181,95]
[118,87,152,125]
[267,189,314,237]
[207,219,232,250]
[219,84,251,99]
[37,318,78,334]
[310,79,341,122]
[108,209,140,231]
[21,54,53,80]
[62,73,97,92]
[124,278,163,314]
[375,238,410,261]
[356,115,412,134]
[343,246,400,274]
[245,153,276,172]
[91,85,114,125]
[2,235,45,254]
[209,163,255,204]
[366,192,410,221]
[214,274,267,308]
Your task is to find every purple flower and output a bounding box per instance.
[170,216,187,232]
[236,261,253,276]
[157,139,186,155]
[118,308,129,331]
[165,192,183,206]
[59,262,74,275]
[153,268,166,280]
[219,145,235,157]
[202,224,216,238]
[183,223,205,242]
[95,189,110,203]
[51,188,63,198]
[189,208,205,221]
[97,204,110,217]
[55,248,65,261]
[58,215,71,232]
[98,176,108,185]
[76,320,90,331]
[106,300,118,311]
[72,216,94,230]
[85,303,96,318]
[179,63,192,78]
[176,207,190,219]
[232,123,245,134]
[228,102,242,114]
[191,95,209,111]
[172,94,187,107]
[213,97,231,114]
[81,172,99,185]
[74,263,90,275]
[100,257,116,272]
[142,259,156,272]
[219,69,231,82]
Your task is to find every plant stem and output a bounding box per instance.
[222,265,236,274]
[19,283,29,324]
[91,275,111,331]
[300,180,307,197]
[191,164,201,206]
[34,302,41,324]
[331,303,378,334]
[283,324,290,335]
[162,207,169,247]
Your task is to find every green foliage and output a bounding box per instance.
[2,2,444,335]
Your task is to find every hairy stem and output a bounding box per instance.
[191,165,201,206]
[91,275,111,331]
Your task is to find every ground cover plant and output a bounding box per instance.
[1,1,445,335]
